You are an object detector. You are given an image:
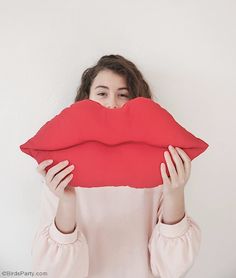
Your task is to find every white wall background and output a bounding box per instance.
[1,0,236,277]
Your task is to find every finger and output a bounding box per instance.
[175,148,191,180]
[56,174,73,195]
[168,145,185,181]
[160,163,170,185]
[37,160,54,176]
[164,151,178,182]
[50,164,75,191]
[46,160,70,184]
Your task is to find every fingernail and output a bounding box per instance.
[47,160,53,163]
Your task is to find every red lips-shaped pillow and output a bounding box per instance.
[19,97,209,188]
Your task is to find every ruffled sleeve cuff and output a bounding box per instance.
[157,212,190,238]
[49,218,78,244]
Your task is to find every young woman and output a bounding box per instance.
[33,54,201,278]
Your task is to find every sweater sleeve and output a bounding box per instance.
[148,193,201,278]
[31,183,89,278]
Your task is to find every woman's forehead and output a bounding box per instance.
[93,70,127,87]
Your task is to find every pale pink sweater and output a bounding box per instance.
[31,184,201,278]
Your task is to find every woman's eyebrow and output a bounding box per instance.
[95,85,128,91]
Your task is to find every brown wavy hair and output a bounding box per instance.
[74,54,154,103]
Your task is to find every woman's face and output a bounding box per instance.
[89,69,130,109]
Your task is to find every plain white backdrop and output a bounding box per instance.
[1,0,236,277]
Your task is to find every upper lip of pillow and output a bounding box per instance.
[20,96,209,152]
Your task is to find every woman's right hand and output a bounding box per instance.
[36,159,76,202]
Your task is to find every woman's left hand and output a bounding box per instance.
[160,145,191,196]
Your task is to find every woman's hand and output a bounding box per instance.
[37,160,76,202]
[160,145,191,196]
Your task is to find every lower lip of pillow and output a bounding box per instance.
[21,141,207,188]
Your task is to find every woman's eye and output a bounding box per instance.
[97,92,129,98]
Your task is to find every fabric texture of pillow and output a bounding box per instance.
[19,97,209,188]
